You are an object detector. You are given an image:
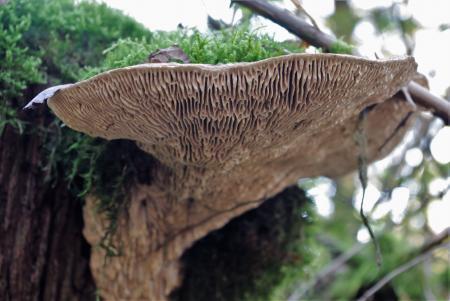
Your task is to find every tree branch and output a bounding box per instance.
[287,243,366,301]
[407,81,450,123]
[232,0,450,124]
[357,229,449,301]
[232,0,335,49]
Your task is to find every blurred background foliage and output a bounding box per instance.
[1,0,448,300]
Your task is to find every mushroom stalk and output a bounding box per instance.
[232,0,450,124]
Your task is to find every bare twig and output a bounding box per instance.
[357,229,450,301]
[401,87,417,111]
[231,0,335,49]
[232,0,450,124]
[288,243,366,301]
[290,0,320,30]
[418,227,449,254]
[356,108,383,268]
[408,81,450,123]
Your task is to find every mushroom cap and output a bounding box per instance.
[48,53,417,168]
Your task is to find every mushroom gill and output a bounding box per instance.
[43,53,418,300]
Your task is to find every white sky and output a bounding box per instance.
[101,0,450,96]
[101,0,449,234]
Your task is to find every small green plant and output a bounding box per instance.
[82,27,304,78]
[329,39,354,54]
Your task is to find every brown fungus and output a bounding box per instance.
[43,53,418,300]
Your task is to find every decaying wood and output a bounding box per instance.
[147,46,190,64]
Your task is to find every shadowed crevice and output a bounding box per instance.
[171,185,314,301]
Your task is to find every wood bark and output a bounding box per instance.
[0,91,95,300]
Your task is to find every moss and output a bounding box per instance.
[1,0,154,253]
[329,39,354,54]
[81,27,304,78]
[91,140,158,255]
[171,186,318,301]
[0,105,26,134]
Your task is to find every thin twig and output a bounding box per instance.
[231,0,335,49]
[401,86,417,110]
[356,108,383,268]
[287,243,366,301]
[232,0,450,124]
[418,227,449,254]
[357,240,450,301]
[290,0,320,30]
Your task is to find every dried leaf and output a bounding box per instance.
[147,46,190,64]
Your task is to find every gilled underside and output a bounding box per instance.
[47,54,418,300]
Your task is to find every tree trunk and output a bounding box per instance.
[0,100,96,300]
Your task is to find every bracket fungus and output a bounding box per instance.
[36,53,419,300]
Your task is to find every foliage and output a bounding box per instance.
[329,39,354,54]
[369,6,419,36]
[0,0,152,252]
[81,27,304,78]
[326,1,360,41]
[296,119,450,301]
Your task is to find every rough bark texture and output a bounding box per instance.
[0,97,96,300]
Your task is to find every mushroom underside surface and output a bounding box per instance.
[46,54,419,300]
